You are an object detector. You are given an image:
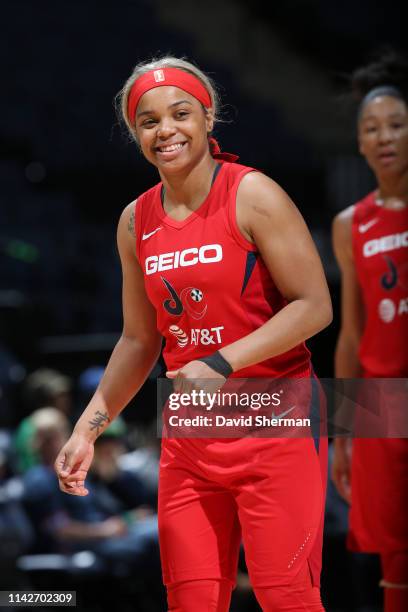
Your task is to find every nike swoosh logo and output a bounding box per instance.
[271,405,296,419]
[142,227,162,241]
[358,219,378,233]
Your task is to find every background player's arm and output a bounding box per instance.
[55,202,162,495]
[219,172,333,372]
[332,207,365,378]
[331,206,365,502]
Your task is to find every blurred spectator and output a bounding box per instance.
[77,366,160,504]
[13,368,73,473]
[76,365,105,422]
[0,431,34,588]
[22,368,72,416]
[119,419,160,505]
[22,408,161,581]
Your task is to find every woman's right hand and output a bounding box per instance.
[54,432,95,496]
[331,438,352,504]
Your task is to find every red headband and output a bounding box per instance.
[127,67,239,163]
[127,67,212,124]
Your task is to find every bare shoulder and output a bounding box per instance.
[117,200,138,259]
[236,172,302,244]
[332,204,355,264]
[118,200,138,236]
[332,205,355,245]
[237,171,293,218]
[333,204,355,232]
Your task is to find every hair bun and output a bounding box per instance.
[351,49,408,103]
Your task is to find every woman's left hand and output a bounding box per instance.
[166,360,226,395]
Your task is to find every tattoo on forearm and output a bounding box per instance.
[128,209,135,237]
[88,410,111,434]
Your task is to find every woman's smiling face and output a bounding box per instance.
[134,86,214,173]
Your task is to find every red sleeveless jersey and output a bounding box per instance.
[352,192,408,377]
[135,161,311,377]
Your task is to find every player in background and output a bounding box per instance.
[54,56,332,611]
[332,51,408,612]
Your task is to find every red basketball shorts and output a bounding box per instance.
[348,437,408,553]
[158,435,327,588]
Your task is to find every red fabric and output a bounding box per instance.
[348,195,408,554]
[348,437,408,552]
[254,563,324,611]
[166,569,325,612]
[167,579,233,612]
[128,67,211,123]
[381,553,408,612]
[208,137,239,162]
[351,192,408,377]
[383,588,408,612]
[134,161,326,589]
[158,437,324,587]
[381,551,408,584]
[135,161,311,376]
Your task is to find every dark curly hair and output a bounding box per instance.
[351,49,408,107]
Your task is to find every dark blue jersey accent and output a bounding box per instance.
[381,255,398,290]
[241,252,258,295]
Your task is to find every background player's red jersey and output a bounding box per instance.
[352,192,408,377]
[349,193,408,553]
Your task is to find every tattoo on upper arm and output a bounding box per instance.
[88,410,111,434]
[128,208,136,237]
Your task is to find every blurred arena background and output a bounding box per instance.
[0,1,406,610]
